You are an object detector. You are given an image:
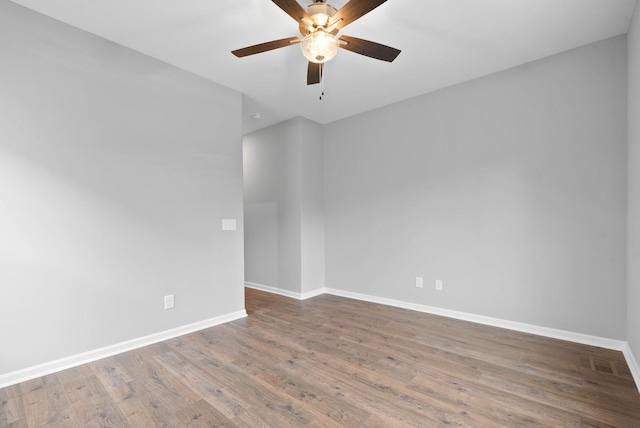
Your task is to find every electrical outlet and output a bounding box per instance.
[435,280,443,291]
[415,277,423,288]
[164,294,175,309]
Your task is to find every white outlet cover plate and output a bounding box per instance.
[164,294,175,309]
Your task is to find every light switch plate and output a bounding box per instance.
[222,219,237,231]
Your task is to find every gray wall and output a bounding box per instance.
[324,36,628,339]
[243,117,324,295]
[0,2,245,375]
[628,3,640,361]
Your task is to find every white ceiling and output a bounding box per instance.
[10,0,637,134]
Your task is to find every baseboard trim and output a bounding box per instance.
[245,282,326,300]
[623,343,640,390]
[324,288,627,352]
[0,310,247,389]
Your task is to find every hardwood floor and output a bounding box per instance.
[2,287,640,427]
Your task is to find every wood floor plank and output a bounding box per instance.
[2,287,640,427]
[21,384,78,427]
[174,398,231,427]
[279,356,445,427]
[154,349,251,420]
[0,384,26,427]
[18,374,61,395]
[408,369,584,427]
[114,346,201,405]
[193,356,320,427]
[99,380,156,427]
[63,375,130,427]
[243,357,372,426]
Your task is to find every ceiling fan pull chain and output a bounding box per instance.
[320,64,325,100]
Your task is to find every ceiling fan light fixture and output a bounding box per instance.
[232,0,401,86]
[300,31,339,63]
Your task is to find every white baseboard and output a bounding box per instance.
[0,310,247,389]
[325,288,627,351]
[245,282,326,300]
[623,343,640,390]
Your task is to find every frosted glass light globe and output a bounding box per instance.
[300,31,339,64]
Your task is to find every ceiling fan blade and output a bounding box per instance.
[330,0,387,30]
[338,35,400,62]
[232,37,300,57]
[307,62,323,85]
[272,0,312,24]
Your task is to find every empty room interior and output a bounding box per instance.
[2,0,640,426]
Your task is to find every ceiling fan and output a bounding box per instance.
[231,0,400,86]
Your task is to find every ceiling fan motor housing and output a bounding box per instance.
[308,2,337,21]
[299,2,338,35]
